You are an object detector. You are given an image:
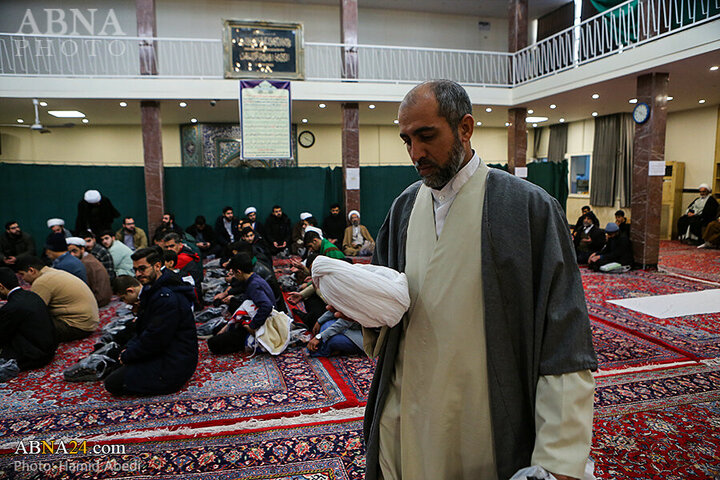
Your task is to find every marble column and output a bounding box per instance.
[341,0,360,215]
[137,0,165,237]
[630,72,669,269]
[508,0,528,52]
[507,108,527,175]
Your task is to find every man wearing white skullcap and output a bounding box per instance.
[243,207,265,238]
[677,183,718,243]
[342,210,374,256]
[75,189,120,235]
[291,212,317,255]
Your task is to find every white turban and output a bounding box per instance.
[84,189,101,204]
[47,218,65,228]
[699,183,711,192]
[305,226,323,238]
[348,210,360,220]
[311,256,410,329]
[300,212,313,220]
[244,207,257,215]
[66,237,85,247]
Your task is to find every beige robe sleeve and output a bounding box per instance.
[531,370,595,479]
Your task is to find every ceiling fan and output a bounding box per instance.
[0,99,75,133]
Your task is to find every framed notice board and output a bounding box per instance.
[223,20,304,80]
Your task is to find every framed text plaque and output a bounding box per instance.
[223,20,304,80]
[240,80,292,160]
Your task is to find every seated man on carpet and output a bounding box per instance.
[16,256,99,342]
[1,220,36,270]
[588,223,633,272]
[214,206,239,254]
[83,231,116,281]
[291,212,314,255]
[305,229,346,261]
[100,230,135,277]
[46,218,72,239]
[207,253,275,355]
[677,183,718,244]
[572,205,599,242]
[186,215,220,258]
[342,210,375,257]
[66,237,112,307]
[573,214,605,265]
[322,203,346,246]
[244,206,265,237]
[614,210,631,237]
[163,233,203,308]
[115,216,148,251]
[306,310,363,357]
[45,232,88,283]
[104,247,198,396]
[0,267,57,377]
[240,227,272,269]
[264,205,292,255]
[698,210,720,249]
[152,212,184,245]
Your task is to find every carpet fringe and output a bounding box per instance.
[594,360,700,377]
[0,407,367,450]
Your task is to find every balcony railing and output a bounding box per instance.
[0,0,717,86]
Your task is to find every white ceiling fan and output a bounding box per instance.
[0,99,76,133]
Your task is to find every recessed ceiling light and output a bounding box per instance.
[699,99,706,104]
[319,103,326,109]
[504,122,510,127]
[476,121,482,126]
[710,66,719,71]
[301,118,308,123]
[485,107,492,113]
[527,109,534,114]
[525,116,549,123]
[179,102,187,107]
[82,118,89,124]
[592,93,599,99]
[549,104,557,109]
[667,96,674,101]
[559,118,565,123]
[190,118,198,123]
[39,101,48,107]
[629,98,638,104]
[119,101,127,107]
[368,104,376,109]
[393,119,399,124]
[48,110,85,118]
[532,123,538,127]
[592,112,598,117]
[16,119,24,124]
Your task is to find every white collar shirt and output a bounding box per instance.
[430,152,481,237]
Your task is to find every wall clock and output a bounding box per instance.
[298,130,315,148]
[632,102,650,124]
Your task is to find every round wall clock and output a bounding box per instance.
[632,102,650,124]
[298,130,315,148]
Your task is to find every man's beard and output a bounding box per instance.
[9,231,22,239]
[415,135,465,189]
[352,220,359,226]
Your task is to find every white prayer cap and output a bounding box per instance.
[305,226,323,238]
[84,189,101,204]
[244,206,257,215]
[698,183,711,192]
[47,218,65,228]
[300,212,312,220]
[348,210,360,220]
[66,236,86,247]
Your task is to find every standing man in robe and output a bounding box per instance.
[362,80,597,480]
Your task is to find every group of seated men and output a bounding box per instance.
[572,206,633,271]
[0,200,376,392]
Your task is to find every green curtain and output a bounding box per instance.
[590,0,638,46]
[527,160,569,212]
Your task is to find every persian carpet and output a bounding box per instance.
[658,239,720,283]
[0,419,366,480]
[327,356,376,403]
[582,269,720,358]
[594,362,720,417]
[0,335,359,446]
[590,322,693,370]
[592,399,720,480]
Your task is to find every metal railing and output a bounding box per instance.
[0,0,716,85]
[514,0,720,84]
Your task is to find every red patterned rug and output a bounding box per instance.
[592,400,720,479]
[0,418,366,480]
[659,240,720,283]
[328,356,376,403]
[582,269,720,359]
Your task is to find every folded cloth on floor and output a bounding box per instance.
[63,354,118,382]
[254,309,292,355]
[195,305,227,323]
[197,317,227,338]
[311,256,410,328]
